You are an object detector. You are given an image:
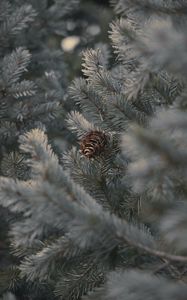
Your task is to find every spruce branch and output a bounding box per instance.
[66,111,98,139]
[2,129,187,264]
[82,49,109,80]
[83,269,187,300]
[109,18,139,68]
[54,259,104,300]
[107,93,147,129]
[2,48,31,85]
[9,80,36,99]
[136,19,187,78]
[0,4,36,40]
[110,0,187,16]
[19,236,83,282]
[69,78,106,124]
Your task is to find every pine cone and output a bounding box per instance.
[80,130,107,158]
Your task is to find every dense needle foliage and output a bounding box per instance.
[1,0,187,300]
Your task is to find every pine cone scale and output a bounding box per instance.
[80,130,107,158]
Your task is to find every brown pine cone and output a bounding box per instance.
[80,130,107,158]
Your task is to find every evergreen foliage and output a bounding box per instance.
[0,0,78,178]
[0,1,112,299]
[1,0,187,300]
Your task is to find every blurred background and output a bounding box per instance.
[50,0,113,79]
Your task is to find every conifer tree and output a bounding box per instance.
[1,0,187,300]
[0,1,80,299]
[0,1,112,299]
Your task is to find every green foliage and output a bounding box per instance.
[0,1,112,299]
[1,0,187,300]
